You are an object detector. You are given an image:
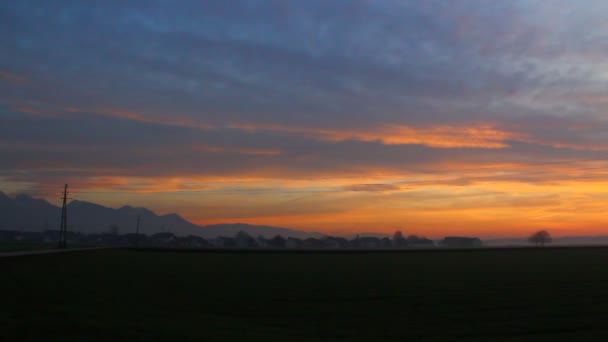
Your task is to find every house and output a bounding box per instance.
[150,232,177,245]
[408,239,435,248]
[268,235,286,248]
[256,236,269,248]
[22,231,46,242]
[440,236,482,248]
[176,235,208,248]
[122,233,142,246]
[407,235,435,248]
[94,232,122,245]
[286,237,303,248]
[234,231,256,248]
[323,236,349,249]
[0,230,19,241]
[354,237,382,249]
[303,237,324,249]
[209,237,235,248]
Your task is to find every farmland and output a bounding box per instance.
[3,248,608,340]
[0,241,59,252]
[0,241,97,253]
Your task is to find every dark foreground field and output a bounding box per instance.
[0,241,60,252]
[0,241,97,252]
[3,248,608,341]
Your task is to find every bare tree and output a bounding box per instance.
[393,230,406,248]
[269,235,286,248]
[529,230,552,247]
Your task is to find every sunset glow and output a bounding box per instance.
[3,1,608,238]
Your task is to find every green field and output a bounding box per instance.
[3,248,608,341]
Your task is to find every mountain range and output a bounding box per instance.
[5,192,608,245]
[0,192,322,239]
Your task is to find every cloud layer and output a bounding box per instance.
[2,0,608,236]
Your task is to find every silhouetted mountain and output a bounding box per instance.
[0,193,200,235]
[0,193,320,238]
[0,192,59,231]
[67,200,202,236]
[197,223,323,239]
[6,192,608,244]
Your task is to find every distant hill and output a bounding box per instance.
[67,200,202,236]
[8,192,608,244]
[0,192,60,231]
[0,192,321,238]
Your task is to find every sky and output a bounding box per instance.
[3,1,608,238]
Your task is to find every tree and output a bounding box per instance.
[381,237,392,248]
[235,231,256,247]
[529,230,552,247]
[393,230,406,248]
[269,235,286,248]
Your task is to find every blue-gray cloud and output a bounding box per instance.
[2,0,608,189]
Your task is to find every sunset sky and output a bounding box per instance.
[3,1,608,238]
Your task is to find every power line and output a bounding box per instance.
[135,215,141,247]
[58,184,69,249]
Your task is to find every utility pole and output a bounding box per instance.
[58,184,69,249]
[135,215,141,247]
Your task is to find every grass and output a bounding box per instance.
[0,241,97,252]
[0,241,59,252]
[3,248,608,341]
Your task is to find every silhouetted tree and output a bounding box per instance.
[235,231,256,247]
[529,230,552,247]
[381,237,391,248]
[269,235,286,248]
[351,234,361,248]
[393,230,406,248]
[408,235,424,244]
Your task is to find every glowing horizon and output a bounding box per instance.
[3,1,608,238]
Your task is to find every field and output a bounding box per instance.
[0,241,97,252]
[0,241,59,252]
[3,248,608,341]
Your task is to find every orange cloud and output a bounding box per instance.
[3,97,518,149]
[14,162,608,239]
[195,145,281,156]
[1,98,216,129]
[345,124,515,148]
[229,122,517,148]
[62,106,215,129]
[343,183,400,192]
